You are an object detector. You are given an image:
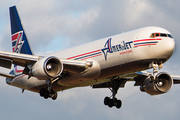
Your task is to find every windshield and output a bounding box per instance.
[150,33,173,38]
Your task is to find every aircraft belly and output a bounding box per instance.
[9,75,46,92]
[57,61,101,87]
[99,59,154,79]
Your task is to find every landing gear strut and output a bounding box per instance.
[104,78,124,109]
[149,62,163,83]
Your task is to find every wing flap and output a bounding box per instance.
[93,78,128,89]
[0,57,12,69]
[61,59,92,74]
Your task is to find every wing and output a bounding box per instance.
[0,50,39,68]
[92,71,150,89]
[93,71,180,89]
[0,50,92,79]
[171,75,180,84]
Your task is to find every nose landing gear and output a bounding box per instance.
[149,62,163,83]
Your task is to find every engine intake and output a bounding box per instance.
[140,72,173,95]
[31,56,63,80]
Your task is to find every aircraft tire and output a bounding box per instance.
[116,100,122,109]
[44,90,49,99]
[108,99,113,108]
[52,91,58,100]
[40,88,46,97]
[104,97,110,105]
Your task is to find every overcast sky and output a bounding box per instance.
[1,0,180,120]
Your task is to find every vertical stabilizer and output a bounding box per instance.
[9,6,33,55]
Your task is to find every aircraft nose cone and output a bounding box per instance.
[167,38,175,53]
[162,38,175,59]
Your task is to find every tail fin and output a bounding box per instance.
[9,6,33,55]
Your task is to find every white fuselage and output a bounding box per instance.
[7,26,175,92]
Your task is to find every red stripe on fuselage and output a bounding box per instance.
[134,43,157,47]
[80,53,102,60]
[12,74,26,82]
[67,49,101,59]
[134,38,162,43]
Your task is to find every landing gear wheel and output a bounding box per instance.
[39,88,58,100]
[104,97,110,105]
[52,91,58,100]
[108,99,113,108]
[40,88,46,97]
[104,97,122,109]
[116,100,122,109]
[44,90,49,99]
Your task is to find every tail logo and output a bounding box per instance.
[12,31,24,53]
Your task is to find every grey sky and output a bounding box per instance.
[0,0,180,120]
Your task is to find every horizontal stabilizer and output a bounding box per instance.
[0,72,15,79]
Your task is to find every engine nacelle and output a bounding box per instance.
[140,72,173,95]
[31,56,63,80]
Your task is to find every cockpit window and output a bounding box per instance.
[150,33,154,38]
[167,34,173,38]
[150,33,173,38]
[160,33,167,37]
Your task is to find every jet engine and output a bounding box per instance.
[140,72,173,95]
[31,56,63,80]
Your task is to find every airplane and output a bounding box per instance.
[0,5,179,109]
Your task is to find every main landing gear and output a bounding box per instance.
[104,78,124,109]
[39,79,58,100]
[39,88,58,100]
[104,96,122,109]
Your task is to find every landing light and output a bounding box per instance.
[86,62,93,67]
